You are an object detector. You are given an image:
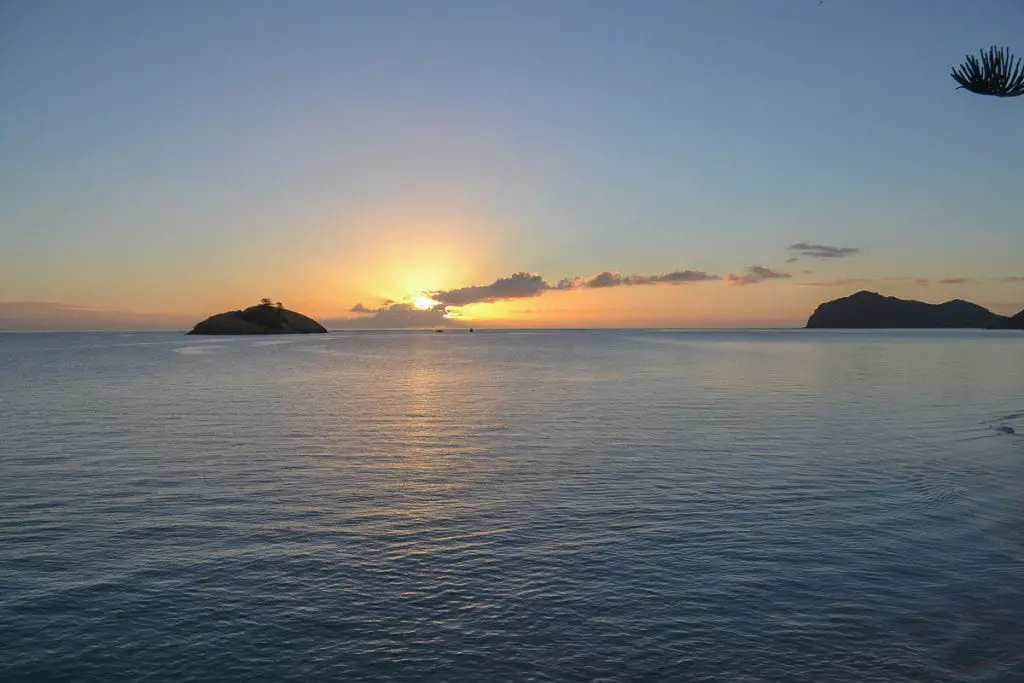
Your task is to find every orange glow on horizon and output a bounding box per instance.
[333,205,503,309]
[439,281,816,328]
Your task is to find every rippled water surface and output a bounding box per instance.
[2,329,1023,682]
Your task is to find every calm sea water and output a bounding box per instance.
[1,329,1022,682]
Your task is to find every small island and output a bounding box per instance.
[187,299,327,335]
[806,291,1024,329]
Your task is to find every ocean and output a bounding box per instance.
[1,329,1022,682]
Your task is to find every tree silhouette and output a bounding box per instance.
[951,46,1024,97]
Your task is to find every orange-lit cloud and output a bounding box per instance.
[570,270,720,289]
[432,272,550,305]
[346,267,723,327]
[335,302,456,329]
[724,266,793,286]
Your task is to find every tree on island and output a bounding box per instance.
[951,46,1024,97]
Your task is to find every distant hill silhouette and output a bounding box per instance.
[806,291,1017,329]
[1003,309,1024,330]
[188,303,327,335]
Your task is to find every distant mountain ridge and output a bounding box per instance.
[806,291,1024,329]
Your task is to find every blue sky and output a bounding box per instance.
[2,0,1023,328]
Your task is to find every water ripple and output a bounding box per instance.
[1,330,1023,682]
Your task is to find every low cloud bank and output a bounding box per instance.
[800,276,976,288]
[0,302,192,331]
[347,267,720,327]
[332,302,455,329]
[724,265,792,286]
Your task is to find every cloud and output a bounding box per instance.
[785,257,799,263]
[995,276,1024,282]
[724,265,792,285]
[554,277,582,290]
[788,242,860,259]
[432,272,549,306]
[334,302,457,329]
[750,265,791,280]
[937,277,971,285]
[428,268,721,304]
[583,271,624,288]
[655,269,719,284]
[340,266,722,327]
[576,269,719,289]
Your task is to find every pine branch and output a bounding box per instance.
[951,46,1024,97]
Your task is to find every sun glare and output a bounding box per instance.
[413,295,440,310]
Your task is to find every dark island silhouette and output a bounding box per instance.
[1004,309,1024,330]
[188,299,327,335]
[806,291,1024,329]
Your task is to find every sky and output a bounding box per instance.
[2,0,1023,329]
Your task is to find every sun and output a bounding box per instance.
[413,295,440,310]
